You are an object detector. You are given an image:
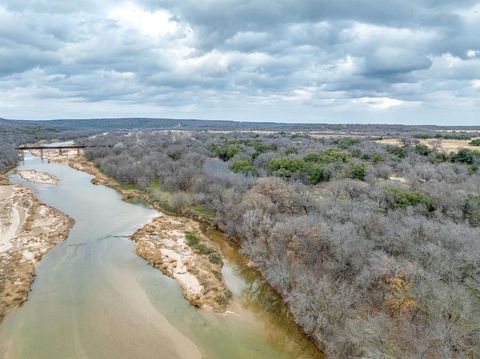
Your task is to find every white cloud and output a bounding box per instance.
[352,97,407,110]
[0,0,479,124]
[341,22,437,49]
[467,49,479,58]
[108,2,179,38]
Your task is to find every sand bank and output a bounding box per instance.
[0,180,73,320]
[16,169,59,185]
[38,150,231,311]
[132,215,231,312]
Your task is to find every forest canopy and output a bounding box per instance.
[82,130,480,358]
[2,119,480,357]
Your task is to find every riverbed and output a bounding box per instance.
[0,153,322,359]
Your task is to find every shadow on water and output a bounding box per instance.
[203,226,324,359]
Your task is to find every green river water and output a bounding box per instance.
[0,153,322,359]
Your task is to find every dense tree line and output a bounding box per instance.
[82,131,480,358]
[2,116,479,173]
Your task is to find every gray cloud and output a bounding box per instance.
[363,48,433,76]
[0,0,479,124]
[0,46,59,75]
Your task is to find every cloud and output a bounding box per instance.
[107,3,180,38]
[352,97,409,110]
[364,47,433,76]
[0,46,59,75]
[0,1,478,124]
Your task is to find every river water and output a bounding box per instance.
[0,153,322,359]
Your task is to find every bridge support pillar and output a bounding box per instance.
[59,148,63,156]
[40,148,44,158]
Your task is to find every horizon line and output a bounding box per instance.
[2,117,480,129]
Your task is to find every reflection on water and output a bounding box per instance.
[0,153,323,359]
[204,226,323,359]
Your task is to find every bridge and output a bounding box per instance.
[16,145,111,158]
[17,145,89,150]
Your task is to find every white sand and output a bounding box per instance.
[0,182,73,320]
[16,169,59,185]
[0,187,22,253]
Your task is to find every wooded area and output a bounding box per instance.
[82,130,480,358]
[2,119,480,357]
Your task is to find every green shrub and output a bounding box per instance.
[268,148,353,182]
[185,232,221,258]
[232,159,258,176]
[303,152,324,163]
[384,188,433,210]
[372,154,384,163]
[450,149,480,165]
[273,168,296,180]
[388,145,406,159]
[211,144,242,161]
[186,231,200,246]
[122,182,138,190]
[267,158,306,178]
[333,137,360,148]
[245,140,269,152]
[208,252,223,265]
[211,270,222,280]
[306,163,332,184]
[237,139,278,158]
[415,144,431,156]
[285,145,298,155]
[350,149,362,158]
[194,243,215,255]
[469,138,480,146]
[413,134,430,139]
[427,152,448,164]
[350,164,367,181]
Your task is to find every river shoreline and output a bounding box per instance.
[33,149,233,312]
[33,148,324,357]
[0,171,74,321]
[0,157,204,359]
[131,216,232,312]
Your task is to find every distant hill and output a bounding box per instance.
[3,117,480,134]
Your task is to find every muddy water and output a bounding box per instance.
[0,153,323,359]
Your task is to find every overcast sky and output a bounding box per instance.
[0,1,479,124]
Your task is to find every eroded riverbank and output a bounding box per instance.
[0,172,73,321]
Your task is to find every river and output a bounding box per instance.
[0,153,322,359]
